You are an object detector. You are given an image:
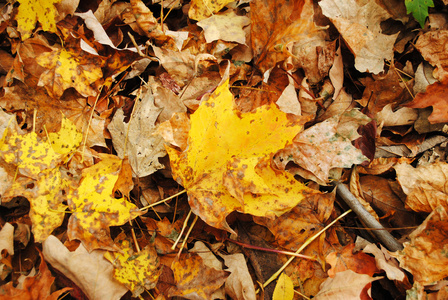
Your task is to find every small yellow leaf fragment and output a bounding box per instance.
[49,116,83,156]
[105,238,161,297]
[16,0,62,40]
[189,0,235,21]
[273,273,294,300]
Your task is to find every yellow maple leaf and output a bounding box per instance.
[104,234,161,297]
[166,79,315,231]
[0,116,82,242]
[66,154,143,251]
[189,0,234,21]
[36,48,103,98]
[16,0,62,40]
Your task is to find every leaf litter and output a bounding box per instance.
[1,0,448,299]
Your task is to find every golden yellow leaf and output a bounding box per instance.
[273,273,294,300]
[189,0,234,21]
[36,48,103,98]
[0,116,81,242]
[166,79,314,231]
[104,235,161,297]
[16,0,62,40]
[66,154,143,251]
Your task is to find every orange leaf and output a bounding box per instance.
[168,253,229,299]
[404,80,448,124]
[0,251,71,299]
[250,0,318,72]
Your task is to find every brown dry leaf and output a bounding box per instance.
[314,269,381,299]
[153,47,195,88]
[220,253,256,300]
[0,251,71,300]
[0,223,14,256]
[358,69,413,115]
[273,109,369,185]
[156,112,190,150]
[319,0,398,74]
[391,206,448,285]
[254,191,335,266]
[361,242,406,282]
[168,253,229,300]
[404,80,448,124]
[42,235,128,300]
[250,0,319,73]
[148,76,187,123]
[415,30,448,81]
[108,85,166,177]
[197,10,250,45]
[394,161,448,213]
[326,243,379,277]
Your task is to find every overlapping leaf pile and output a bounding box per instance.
[0,0,448,298]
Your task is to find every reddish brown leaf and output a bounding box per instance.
[404,80,448,124]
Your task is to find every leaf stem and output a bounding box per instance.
[140,189,186,211]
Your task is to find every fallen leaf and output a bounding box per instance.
[405,0,434,27]
[104,234,161,297]
[404,80,448,124]
[0,116,81,242]
[391,206,448,285]
[394,161,448,213]
[273,109,369,185]
[197,11,250,45]
[220,253,256,300]
[273,273,294,300]
[168,253,229,299]
[166,77,313,231]
[415,29,448,81]
[314,269,381,299]
[108,85,166,177]
[188,0,234,21]
[66,154,143,251]
[0,223,14,255]
[36,48,103,98]
[0,251,71,299]
[42,235,128,300]
[362,242,406,282]
[326,243,379,277]
[251,0,319,73]
[15,0,61,40]
[319,0,399,74]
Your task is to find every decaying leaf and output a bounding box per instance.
[168,253,229,299]
[42,235,128,300]
[319,0,399,74]
[273,109,369,185]
[188,0,234,21]
[0,116,82,242]
[166,77,314,231]
[220,253,256,300]
[36,48,103,98]
[394,161,448,213]
[15,0,62,40]
[108,85,166,177]
[314,270,381,300]
[0,251,71,299]
[391,206,448,285]
[104,234,161,297]
[197,11,250,45]
[404,80,448,124]
[66,154,143,251]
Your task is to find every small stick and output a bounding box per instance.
[334,182,403,252]
[171,210,192,250]
[177,214,198,258]
[140,189,186,211]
